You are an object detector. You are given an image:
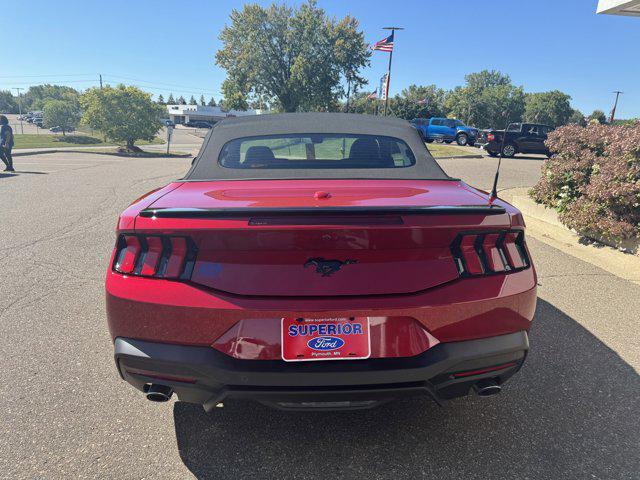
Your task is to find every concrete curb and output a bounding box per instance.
[13,148,191,159]
[501,187,640,285]
[433,154,484,159]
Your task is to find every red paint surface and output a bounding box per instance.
[106,178,537,358]
[211,316,438,360]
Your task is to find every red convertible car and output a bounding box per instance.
[106,113,536,411]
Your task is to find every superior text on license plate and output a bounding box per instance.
[281,317,371,362]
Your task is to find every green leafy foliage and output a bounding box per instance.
[389,84,446,120]
[0,90,18,113]
[588,109,607,124]
[567,109,587,126]
[443,70,525,129]
[524,90,573,127]
[53,135,101,144]
[216,0,370,112]
[80,85,164,149]
[530,122,640,243]
[22,84,80,111]
[43,98,81,134]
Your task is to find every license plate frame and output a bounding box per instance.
[281,317,371,362]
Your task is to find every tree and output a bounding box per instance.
[157,94,165,105]
[199,95,206,106]
[349,91,378,115]
[42,99,81,135]
[207,97,217,107]
[80,85,164,150]
[588,109,607,124]
[333,15,370,109]
[524,91,573,127]
[22,84,79,111]
[567,109,587,126]
[444,70,525,129]
[167,93,175,104]
[388,84,446,120]
[216,1,370,112]
[189,95,197,105]
[220,90,248,111]
[0,90,17,113]
[177,96,187,105]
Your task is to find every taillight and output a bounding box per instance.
[113,234,197,279]
[451,230,529,277]
[487,132,495,142]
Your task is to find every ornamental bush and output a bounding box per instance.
[530,122,640,244]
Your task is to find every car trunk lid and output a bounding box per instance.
[136,180,509,296]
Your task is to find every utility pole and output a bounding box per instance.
[381,27,403,116]
[99,74,103,89]
[609,91,622,123]
[14,87,23,134]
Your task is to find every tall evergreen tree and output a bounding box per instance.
[200,95,206,106]
[207,97,217,107]
[157,94,165,105]
[189,95,197,105]
[177,96,186,105]
[167,93,175,104]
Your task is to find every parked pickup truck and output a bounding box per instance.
[481,123,554,157]
[411,118,478,146]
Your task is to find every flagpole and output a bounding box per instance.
[383,51,392,116]
[382,26,403,116]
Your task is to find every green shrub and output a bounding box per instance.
[530,122,640,243]
[53,135,102,144]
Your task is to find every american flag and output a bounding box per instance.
[372,32,394,52]
[367,90,378,100]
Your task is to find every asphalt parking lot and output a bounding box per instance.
[1,150,638,479]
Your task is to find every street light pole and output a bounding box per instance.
[382,26,403,116]
[14,87,23,134]
[609,91,622,123]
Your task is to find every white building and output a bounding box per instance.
[166,104,265,125]
[597,0,640,16]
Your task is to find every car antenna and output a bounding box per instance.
[489,114,510,203]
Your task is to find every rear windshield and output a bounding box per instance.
[218,134,416,169]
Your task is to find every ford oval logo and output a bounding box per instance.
[307,336,345,351]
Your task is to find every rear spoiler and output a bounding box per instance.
[139,205,506,218]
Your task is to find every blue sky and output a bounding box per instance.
[2,0,639,117]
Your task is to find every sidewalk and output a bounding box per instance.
[501,187,640,285]
[13,143,202,156]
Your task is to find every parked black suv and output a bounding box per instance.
[482,123,554,157]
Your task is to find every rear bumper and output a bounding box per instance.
[115,331,529,410]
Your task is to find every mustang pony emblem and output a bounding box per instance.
[304,258,357,277]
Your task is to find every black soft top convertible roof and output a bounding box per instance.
[184,112,451,181]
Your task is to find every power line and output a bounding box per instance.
[0,73,94,78]
[101,74,219,94]
[0,79,98,86]
[0,72,220,96]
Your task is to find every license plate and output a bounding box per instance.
[281,317,371,362]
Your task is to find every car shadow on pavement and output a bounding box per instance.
[173,299,639,480]
[510,155,548,161]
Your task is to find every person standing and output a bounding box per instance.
[0,115,15,172]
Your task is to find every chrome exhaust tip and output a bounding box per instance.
[146,384,173,402]
[473,379,501,397]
